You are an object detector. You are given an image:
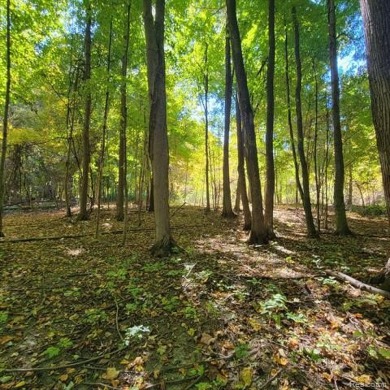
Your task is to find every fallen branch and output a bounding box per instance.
[2,346,126,372]
[259,369,283,389]
[170,201,187,218]
[325,269,390,298]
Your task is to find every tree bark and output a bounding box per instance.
[96,18,113,237]
[292,6,318,238]
[265,0,276,238]
[327,0,352,235]
[143,0,175,256]
[325,269,390,298]
[116,2,131,222]
[227,0,268,244]
[236,95,251,231]
[0,0,11,237]
[78,1,92,221]
[313,60,321,231]
[284,18,304,207]
[222,27,235,218]
[359,0,390,224]
[64,62,80,218]
[203,44,211,213]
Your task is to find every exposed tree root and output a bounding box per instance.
[150,236,181,258]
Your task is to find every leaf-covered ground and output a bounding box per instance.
[0,206,389,390]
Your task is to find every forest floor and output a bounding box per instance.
[0,205,389,390]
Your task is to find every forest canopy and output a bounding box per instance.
[0,0,381,218]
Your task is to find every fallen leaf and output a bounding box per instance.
[0,336,13,345]
[102,367,120,380]
[240,367,253,386]
[200,332,215,345]
[355,374,371,384]
[248,317,261,331]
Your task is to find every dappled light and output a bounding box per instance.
[0,207,389,389]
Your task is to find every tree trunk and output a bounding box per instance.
[227,0,268,244]
[78,1,92,221]
[236,94,251,231]
[347,164,353,207]
[292,6,318,238]
[204,44,211,213]
[143,0,175,256]
[359,0,390,225]
[265,0,276,238]
[327,0,352,235]
[64,64,79,219]
[222,27,235,218]
[96,18,113,237]
[116,2,131,222]
[0,0,11,237]
[234,182,241,213]
[324,107,331,230]
[313,60,321,232]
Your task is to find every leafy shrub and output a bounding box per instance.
[351,204,386,217]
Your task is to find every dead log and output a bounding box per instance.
[325,269,390,298]
[377,259,390,291]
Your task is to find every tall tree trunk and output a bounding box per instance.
[204,44,211,213]
[227,0,268,244]
[359,0,390,224]
[313,60,321,232]
[323,105,331,229]
[265,0,276,238]
[222,28,235,218]
[284,18,304,206]
[234,182,241,212]
[292,6,318,238]
[64,61,80,218]
[96,18,113,237]
[116,2,131,222]
[143,0,175,256]
[78,2,92,221]
[327,0,352,235]
[0,0,11,237]
[236,94,251,231]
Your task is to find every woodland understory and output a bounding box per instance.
[0,206,389,390]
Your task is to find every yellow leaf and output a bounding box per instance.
[273,353,289,366]
[279,357,289,366]
[240,367,253,386]
[102,367,120,380]
[0,336,13,344]
[248,317,261,331]
[15,382,26,388]
[59,374,68,382]
[355,374,371,384]
[322,372,333,382]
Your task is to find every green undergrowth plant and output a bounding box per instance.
[42,337,73,359]
[0,311,8,331]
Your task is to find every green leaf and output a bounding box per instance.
[43,346,61,358]
[378,347,390,359]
